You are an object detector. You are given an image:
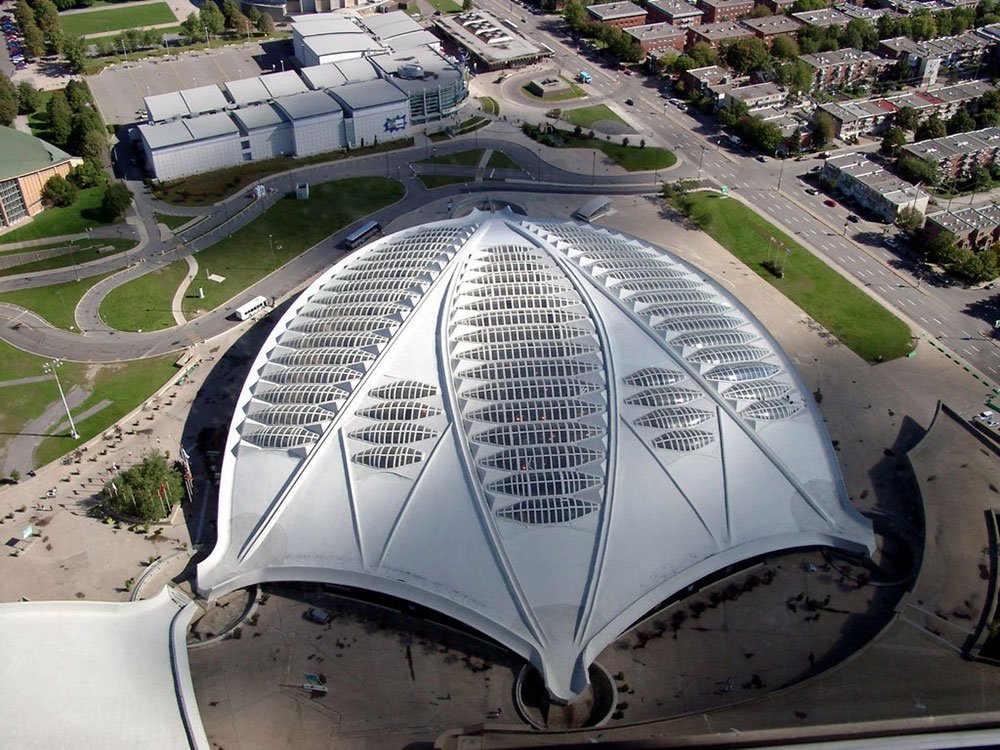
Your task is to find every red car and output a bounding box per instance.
[824,199,837,207]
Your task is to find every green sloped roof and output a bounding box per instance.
[0,126,74,181]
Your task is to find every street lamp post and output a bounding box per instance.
[591,150,596,187]
[43,359,78,439]
[268,233,275,269]
[777,157,785,192]
[698,146,706,182]
[537,148,542,181]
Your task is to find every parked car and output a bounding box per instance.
[756,155,767,162]
[847,214,859,223]
[624,98,634,106]
[824,199,837,207]
[304,608,333,624]
[805,188,818,195]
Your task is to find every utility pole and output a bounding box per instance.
[777,157,785,192]
[43,359,78,439]
[698,146,706,182]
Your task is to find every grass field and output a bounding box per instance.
[0,339,179,471]
[419,149,483,166]
[417,175,468,190]
[182,177,404,317]
[0,239,135,278]
[560,104,626,128]
[99,260,188,332]
[523,78,586,102]
[154,213,194,231]
[60,2,176,36]
[152,139,413,205]
[424,0,461,11]
[0,187,120,244]
[478,96,499,116]
[676,192,913,363]
[33,354,178,468]
[0,271,115,330]
[486,151,521,170]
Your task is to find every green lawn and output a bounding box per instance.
[417,175,468,190]
[424,0,461,11]
[419,149,483,167]
[33,354,178,468]
[153,212,194,231]
[522,81,586,103]
[100,260,188,332]
[152,139,413,205]
[479,96,499,116]
[183,177,404,317]
[675,192,913,363]
[27,89,55,142]
[526,125,675,172]
[0,271,115,331]
[0,187,121,244]
[560,104,625,128]
[486,151,521,170]
[60,2,176,36]
[0,239,135,278]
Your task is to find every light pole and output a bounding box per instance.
[591,150,596,187]
[777,157,785,192]
[268,233,274,269]
[43,359,78,439]
[537,148,542,181]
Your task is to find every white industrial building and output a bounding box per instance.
[197,213,874,702]
[330,79,408,147]
[275,90,346,154]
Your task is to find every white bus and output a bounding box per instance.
[502,18,518,29]
[344,220,382,250]
[234,295,268,321]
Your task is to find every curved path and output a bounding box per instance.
[0,123,675,363]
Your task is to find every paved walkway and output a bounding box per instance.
[0,375,50,389]
[2,385,89,477]
[171,255,198,326]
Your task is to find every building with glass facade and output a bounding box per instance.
[0,127,80,232]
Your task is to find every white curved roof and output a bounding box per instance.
[197,212,874,701]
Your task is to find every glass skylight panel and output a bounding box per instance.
[473,269,558,284]
[460,341,597,362]
[271,348,374,367]
[242,425,317,449]
[686,345,772,366]
[478,445,602,471]
[741,399,801,421]
[629,290,716,305]
[349,423,438,444]
[460,295,577,312]
[456,325,591,345]
[324,278,426,293]
[462,378,600,402]
[288,318,395,335]
[313,290,416,305]
[338,268,431,282]
[283,331,387,349]
[495,497,597,525]
[617,278,702,293]
[634,407,713,429]
[489,470,601,498]
[479,247,539,262]
[624,386,701,407]
[352,446,424,470]
[458,310,587,328]
[467,399,600,424]
[266,365,363,385]
[248,404,333,426]
[651,429,716,452]
[369,381,439,400]
[641,302,733,319]
[356,401,441,421]
[654,316,747,333]
[459,360,601,381]
[704,362,782,383]
[602,269,691,283]
[255,384,348,405]
[589,259,682,272]
[669,330,760,349]
[576,250,657,263]
[721,381,792,401]
[465,282,567,298]
[623,367,684,387]
[473,422,602,447]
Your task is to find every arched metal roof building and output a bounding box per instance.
[197,212,874,702]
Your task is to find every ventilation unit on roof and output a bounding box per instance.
[398,63,424,79]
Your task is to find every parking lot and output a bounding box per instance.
[87,40,292,125]
[2,10,31,78]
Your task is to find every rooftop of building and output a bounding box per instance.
[0,126,75,181]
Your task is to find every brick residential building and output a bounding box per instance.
[645,0,703,30]
[821,152,931,222]
[696,0,753,23]
[761,0,795,13]
[687,21,753,49]
[586,1,647,29]
[799,48,888,91]
[791,8,852,29]
[900,126,1000,181]
[727,81,786,111]
[924,204,1000,250]
[741,14,803,46]
[625,22,687,54]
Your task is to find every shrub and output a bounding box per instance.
[41,174,77,207]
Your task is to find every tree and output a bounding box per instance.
[880,126,906,156]
[199,1,225,37]
[462,0,473,9]
[910,12,936,41]
[180,12,202,41]
[894,106,920,132]
[63,35,88,74]
[101,182,133,220]
[947,108,976,135]
[895,206,924,236]
[255,11,274,34]
[967,164,991,192]
[792,0,825,10]
[65,79,93,111]
[78,127,107,161]
[41,174,77,207]
[16,81,39,115]
[776,60,814,94]
[897,155,939,186]
[68,159,105,188]
[914,113,946,142]
[688,41,717,68]
[721,37,771,75]
[770,35,800,61]
[0,75,16,126]
[98,451,183,521]
[246,5,262,26]
[844,19,877,51]
[811,111,836,145]
[46,90,72,146]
